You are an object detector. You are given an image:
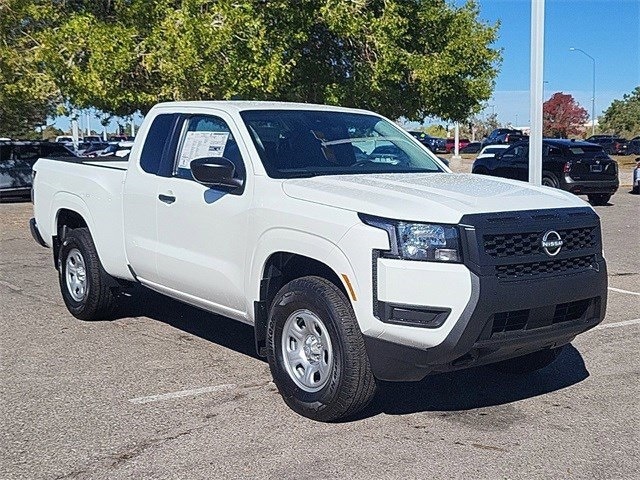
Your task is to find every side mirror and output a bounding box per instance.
[190,157,243,191]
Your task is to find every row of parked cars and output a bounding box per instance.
[408,128,639,203]
[0,138,133,201]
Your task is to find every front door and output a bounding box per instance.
[154,112,252,318]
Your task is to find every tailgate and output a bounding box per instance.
[566,145,617,181]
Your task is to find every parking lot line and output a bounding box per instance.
[129,383,237,404]
[608,287,640,296]
[593,318,640,331]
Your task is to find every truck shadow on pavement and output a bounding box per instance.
[362,344,588,418]
[116,286,261,361]
[116,286,589,419]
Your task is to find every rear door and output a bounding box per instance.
[123,113,180,283]
[494,144,528,181]
[565,145,617,181]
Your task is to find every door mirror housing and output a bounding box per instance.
[190,157,244,192]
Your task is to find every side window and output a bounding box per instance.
[546,145,562,156]
[173,115,245,181]
[16,145,41,162]
[0,145,11,162]
[512,145,528,157]
[140,114,176,174]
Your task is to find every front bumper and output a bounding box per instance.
[364,261,606,381]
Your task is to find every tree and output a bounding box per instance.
[543,92,589,138]
[425,125,448,138]
[599,86,640,138]
[32,0,500,121]
[0,0,60,138]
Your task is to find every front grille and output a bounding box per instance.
[553,298,592,324]
[495,255,596,279]
[484,227,595,258]
[492,309,529,334]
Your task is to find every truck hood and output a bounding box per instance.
[282,173,589,224]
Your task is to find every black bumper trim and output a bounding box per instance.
[364,261,607,382]
[29,218,48,248]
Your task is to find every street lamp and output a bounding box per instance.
[570,47,596,135]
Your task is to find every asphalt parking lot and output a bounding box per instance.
[1,191,638,480]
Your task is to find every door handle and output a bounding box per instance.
[158,194,176,204]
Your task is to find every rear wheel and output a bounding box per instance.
[489,347,564,374]
[588,193,611,206]
[473,167,489,175]
[58,227,118,320]
[541,173,559,188]
[267,276,377,422]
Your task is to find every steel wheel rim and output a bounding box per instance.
[281,309,333,393]
[65,248,87,302]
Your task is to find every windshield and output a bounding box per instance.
[240,110,444,178]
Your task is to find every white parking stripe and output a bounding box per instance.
[129,383,237,404]
[608,287,640,296]
[593,318,640,331]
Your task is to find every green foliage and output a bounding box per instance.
[0,0,60,137]
[41,125,64,141]
[424,124,448,137]
[3,0,500,125]
[599,86,640,138]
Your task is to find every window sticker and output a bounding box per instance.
[177,131,229,169]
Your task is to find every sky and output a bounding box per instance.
[55,0,640,133]
[470,0,640,127]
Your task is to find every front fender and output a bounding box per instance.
[247,227,360,313]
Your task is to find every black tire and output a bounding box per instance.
[266,276,377,422]
[541,172,559,188]
[489,346,564,374]
[588,193,611,206]
[58,227,118,320]
[473,167,488,175]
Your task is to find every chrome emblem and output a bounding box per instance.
[541,230,563,256]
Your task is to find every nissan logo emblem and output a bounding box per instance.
[541,230,563,256]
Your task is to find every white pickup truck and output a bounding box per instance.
[31,101,607,421]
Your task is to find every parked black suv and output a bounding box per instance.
[472,139,619,206]
[585,135,628,155]
[1,140,75,200]
[627,136,640,155]
[408,131,446,153]
[481,128,528,147]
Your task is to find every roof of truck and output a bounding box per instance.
[152,100,376,115]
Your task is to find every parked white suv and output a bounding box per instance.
[30,101,607,421]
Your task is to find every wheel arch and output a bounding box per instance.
[50,193,96,269]
[250,231,359,357]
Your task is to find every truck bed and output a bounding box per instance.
[32,156,133,280]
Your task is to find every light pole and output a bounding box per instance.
[570,47,596,135]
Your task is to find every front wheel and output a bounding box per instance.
[588,193,612,206]
[267,276,377,422]
[489,347,564,374]
[58,227,118,320]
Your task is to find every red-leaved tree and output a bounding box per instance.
[543,92,589,138]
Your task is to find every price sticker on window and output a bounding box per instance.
[177,131,229,169]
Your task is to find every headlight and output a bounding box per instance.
[359,214,462,263]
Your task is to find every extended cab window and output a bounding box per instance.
[140,114,175,174]
[173,115,245,181]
